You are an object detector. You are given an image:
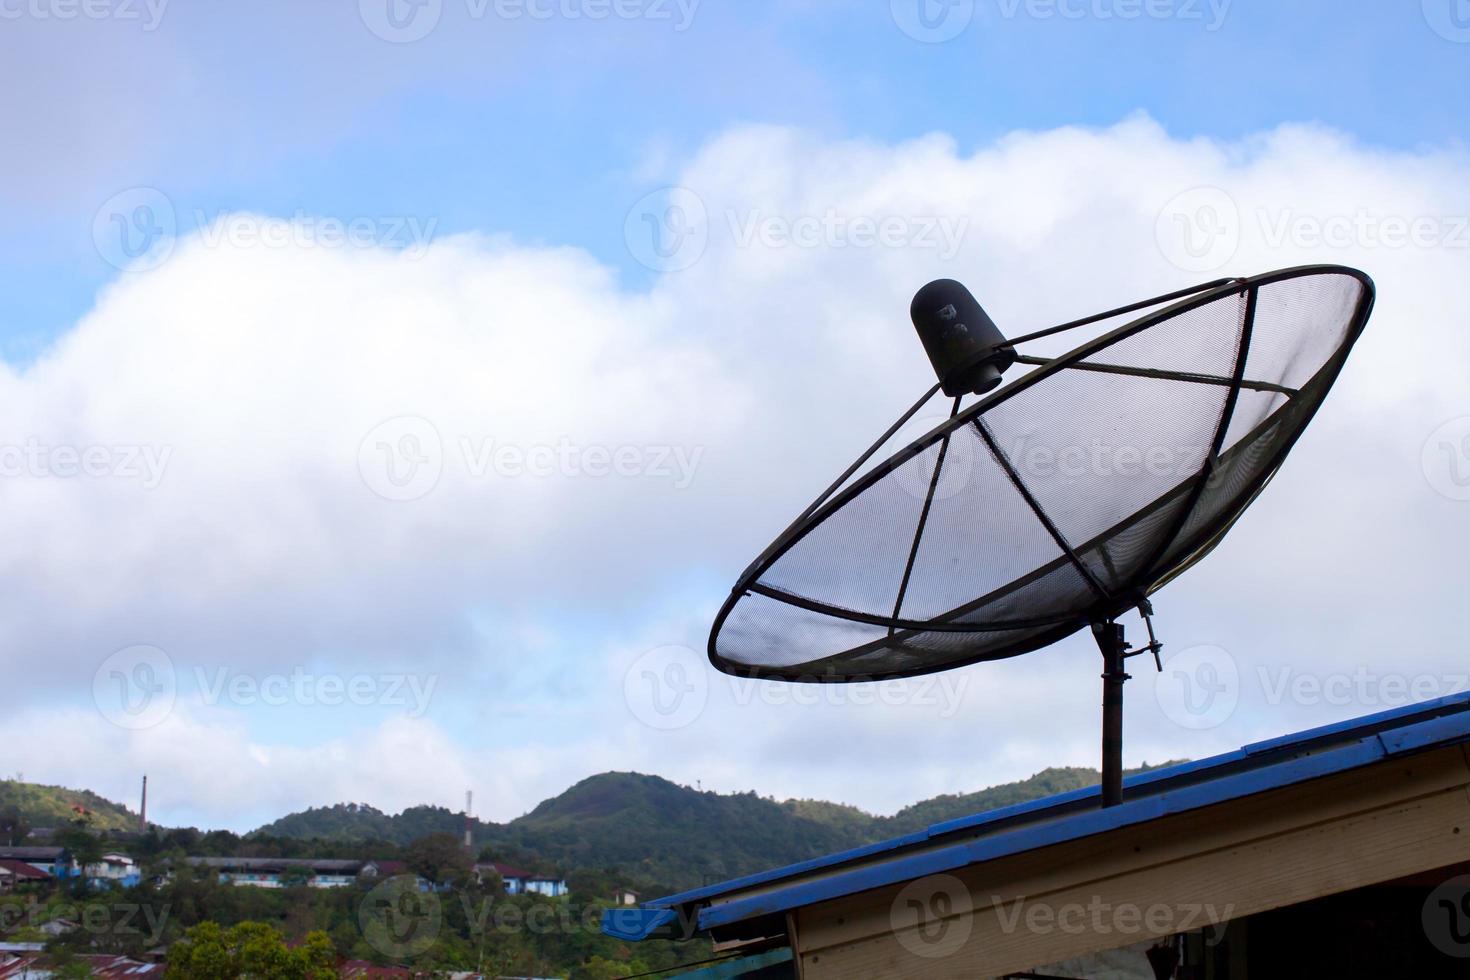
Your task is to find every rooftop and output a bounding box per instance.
[605,690,1470,943]
[0,954,164,978]
[184,856,367,873]
[480,862,562,881]
[0,846,65,860]
[0,859,48,878]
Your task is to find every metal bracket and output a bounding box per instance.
[1124,599,1164,671]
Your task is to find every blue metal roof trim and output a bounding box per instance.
[697,735,1395,931]
[638,761,1219,916]
[608,692,1470,941]
[1380,710,1470,756]
[1241,689,1470,755]
[920,748,1252,839]
[601,906,679,941]
[642,830,934,913]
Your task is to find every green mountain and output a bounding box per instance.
[489,773,868,889]
[251,801,465,843]
[6,765,1184,892]
[0,779,139,838]
[882,765,1108,835]
[253,763,1182,893]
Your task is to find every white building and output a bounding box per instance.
[184,856,369,889]
[0,846,72,878]
[477,862,568,897]
[86,853,140,882]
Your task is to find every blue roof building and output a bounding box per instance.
[605,692,1470,977]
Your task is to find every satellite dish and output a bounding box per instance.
[710,264,1376,805]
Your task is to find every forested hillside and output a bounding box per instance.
[255,763,1181,892]
[0,778,139,837]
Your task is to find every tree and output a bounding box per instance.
[402,832,472,887]
[578,954,649,980]
[0,805,29,846]
[165,921,336,980]
[42,946,92,980]
[56,816,103,891]
[278,865,313,889]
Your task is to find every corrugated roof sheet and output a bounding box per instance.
[0,847,65,860]
[0,954,164,978]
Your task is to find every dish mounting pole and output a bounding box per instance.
[1093,603,1163,808]
[1093,620,1129,808]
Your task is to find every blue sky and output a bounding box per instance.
[3,1,1470,830]
[4,1,1465,356]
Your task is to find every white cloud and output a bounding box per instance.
[7,115,1470,831]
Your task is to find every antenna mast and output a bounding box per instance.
[464,790,473,852]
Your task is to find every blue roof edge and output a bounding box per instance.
[696,730,1376,930]
[601,906,679,941]
[604,690,1470,941]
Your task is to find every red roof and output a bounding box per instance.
[0,955,459,978]
[0,858,47,879]
[0,954,164,978]
[338,960,415,977]
[485,862,533,879]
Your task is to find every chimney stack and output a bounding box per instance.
[464,790,473,853]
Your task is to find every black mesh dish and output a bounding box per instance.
[710,266,1376,681]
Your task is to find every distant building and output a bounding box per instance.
[520,875,568,898]
[338,961,413,978]
[0,944,45,956]
[476,862,568,897]
[0,860,48,892]
[614,887,640,907]
[36,918,79,937]
[86,852,141,888]
[173,855,574,894]
[359,860,434,891]
[0,846,73,879]
[0,952,164,977]
[176,856,446,891]
[183,856,368,889]
[0,846,143,889]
